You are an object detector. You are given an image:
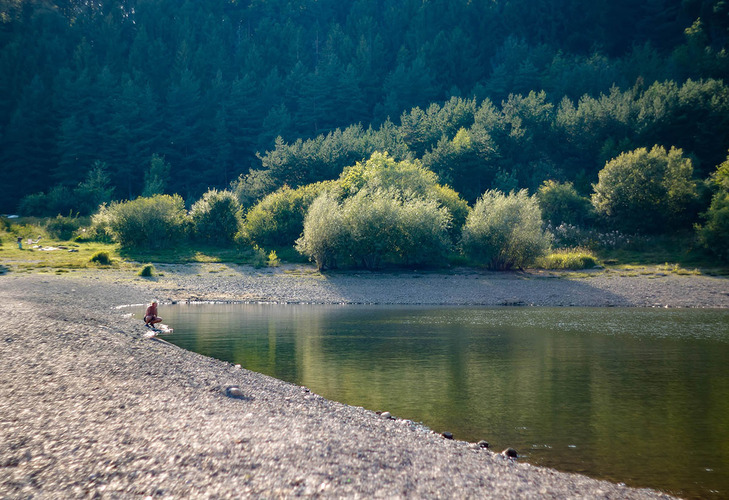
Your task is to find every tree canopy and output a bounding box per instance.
[2,0,729,214]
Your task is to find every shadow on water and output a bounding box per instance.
[133,303,729,499]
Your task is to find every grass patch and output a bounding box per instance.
[0,238,124,273]
[138,264,155,277]
[89,251,112,265]
[538,249,600,270]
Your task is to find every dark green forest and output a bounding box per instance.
[1,0,729,214]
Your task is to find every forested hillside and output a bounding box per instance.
[1,0,728,213]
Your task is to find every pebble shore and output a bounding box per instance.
[3,264,726,498]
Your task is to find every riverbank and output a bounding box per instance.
[3,265,725,498]
[90,262,729,308]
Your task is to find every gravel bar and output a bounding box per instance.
[4,264,726,499]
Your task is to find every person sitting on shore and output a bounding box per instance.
[144,300,163,329]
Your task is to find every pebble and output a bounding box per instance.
[501,448,518,459]
[381,411,391,419]
[225,386,246,399]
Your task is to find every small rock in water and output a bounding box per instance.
[501,447,518,459]
[478,440,489,449]
[381,411,392,419]
[225,386,246,399]
[442,432,454,440]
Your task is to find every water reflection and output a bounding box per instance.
[135,304,729,499]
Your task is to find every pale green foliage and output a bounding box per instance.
[341,189,402,269]
[94,194,188,249]
[190,189,241,245]
[295,192,345,270]
[591,145,698,233]
[297,188,452,270]
[538,249,599,269]
[396,195,453,266]
[461,189,552,270]
[339,151,437,196]
[536,180,592,225]
[339,151,468,238]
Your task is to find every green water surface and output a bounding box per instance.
[135,304,729,499]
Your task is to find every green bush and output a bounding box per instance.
[696,191,729,261]
[393,195,453,266]
[230,169,276,210]
[250,245,268,268]
[591,145,698,233]
[339,151,468,240]
[297,188,452,270]
[99,194,188,249]
[138,264,155,277]
[45,214,83,241]
[536,180,592,226]
[241,182,332,247]
[461,189,552,270]
[89,251,112,265]
[538,249,599,269]
[295,192,346,270]
[190,189,242,245]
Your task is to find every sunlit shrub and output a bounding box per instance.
[89,251,111,265]
[339,152,468,240]
[297,188,452,270]
[190,189,241,245]
[98,194,188,249]
[395,195,453,266]
[295,192,346,270]
[461,189,552,270]
[538,249,599,270]
[592,145,698,233]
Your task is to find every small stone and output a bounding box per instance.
[234,364,242,369]
[226,386,246,399]
[442,431,454,440]
[381,411,391,419]
[501,447,518,459]
[478,440,489,449]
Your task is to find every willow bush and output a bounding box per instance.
[461,189,552,270]
[297,188,451,270]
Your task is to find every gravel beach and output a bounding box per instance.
[2,264,727,499]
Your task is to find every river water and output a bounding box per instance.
[134,304,729,499]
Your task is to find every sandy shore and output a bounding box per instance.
[3,264,726,498]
